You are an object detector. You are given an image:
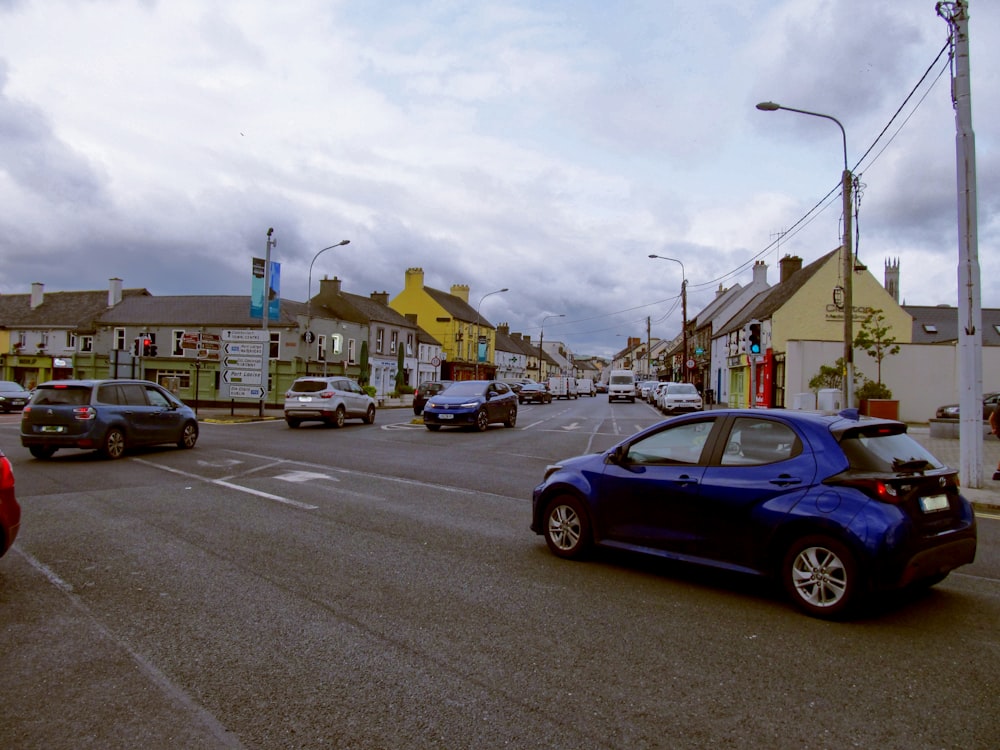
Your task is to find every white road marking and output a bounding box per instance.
[133,459,319,510]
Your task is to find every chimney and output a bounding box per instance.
[779,255,803,283]
[405,267,425,291]
[497,323,509,336]
[370,290,390,306]
[30,282,44,309]
[752,260,768,286]
[108,278,123,307]
[320,276,342,296]
[715,283,727,299]
[450,284,470,304]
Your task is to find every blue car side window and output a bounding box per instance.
[721,418,800,466]
[626,420,714,465]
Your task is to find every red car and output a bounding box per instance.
[0,447,20,557]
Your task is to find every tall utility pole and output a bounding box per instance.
[939,0,983,486]
[260,228,276,417]
[645,316,651,379]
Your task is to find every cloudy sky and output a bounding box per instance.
[0,0,996,358]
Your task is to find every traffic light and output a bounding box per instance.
[747,320,762,356]
[148,342,158,357]
[133,337,141,356]
[141,337,152,357]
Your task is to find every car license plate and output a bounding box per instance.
[41,425,65,433]
[439,413,453,420]
[919,494,949,513]
[298,396,312,402]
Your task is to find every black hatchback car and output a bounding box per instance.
[413,380,453,415]
[21,379,199,459]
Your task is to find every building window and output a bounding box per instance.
[172,330,186,356]
[269,332,280,359]
[922,324,938,334]
[114,328,126,350]
[318,335,327,361]
[390,330,398,354]
[348,338,356,364]
[66,332,76,348]
[376,328,385,354]
[406,333,414,356]
[80,336,93,353]
[156,370,191,389]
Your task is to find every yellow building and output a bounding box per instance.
[389,267,501,380]
[721,250,912,408]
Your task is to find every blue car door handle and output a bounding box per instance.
[672,474,699,486]
[769,474,802,487]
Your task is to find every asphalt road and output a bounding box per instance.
[1,399,998,749]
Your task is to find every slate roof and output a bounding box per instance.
[424,287,496,330]
[905,305,1000,346]
[0,288,150,331]
[717,248,839,336]
[96,295,304,327]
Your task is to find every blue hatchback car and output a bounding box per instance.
[422,380,518,432]
[531,408,977,619]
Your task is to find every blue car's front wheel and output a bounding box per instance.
[544,494,592,560]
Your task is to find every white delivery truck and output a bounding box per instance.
[576,378,595,397]
[548,376,579,399]
[607,369,637,402]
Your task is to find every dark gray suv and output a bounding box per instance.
[20,379,199,460]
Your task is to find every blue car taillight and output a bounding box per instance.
[832,477,901,504]
[74,406,97,421]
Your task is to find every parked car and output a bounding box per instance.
[413,380,453,415]
[0,381,30,413]
[20,379,199,460]
[657,382,704,414]
[531,408,977,619]
[0,447,20,557]
[518,382,552,404]
[595,381,609,394]
[576,378,596,397]
[423,380,518,431]
[638,380,660,401]
[284,376,376,428]
[934,392,1000,421]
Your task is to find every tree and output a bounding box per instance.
[808,358,863,392]
[853,308,900,387]
[358,340,370,386]
[394,341,405,393]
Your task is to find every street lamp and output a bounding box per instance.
[648,254,687,382]
[474,288,508,379]
[538,313,565,382]
[305,240,351,371]
[757,100,854,408]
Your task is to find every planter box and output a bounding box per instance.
[861,398,899,420]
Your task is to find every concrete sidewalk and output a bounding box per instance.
[907,426,1000,512]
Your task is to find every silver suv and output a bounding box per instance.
[283,377,376,428]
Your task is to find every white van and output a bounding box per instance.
[607,369,636,402]
[576,378,596,397]
[548,376,578,399]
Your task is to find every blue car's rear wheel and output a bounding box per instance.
[783,535,860,619]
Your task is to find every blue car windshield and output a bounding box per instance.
[442,382,486,397]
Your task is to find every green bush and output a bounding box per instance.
[856,379,892,400]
